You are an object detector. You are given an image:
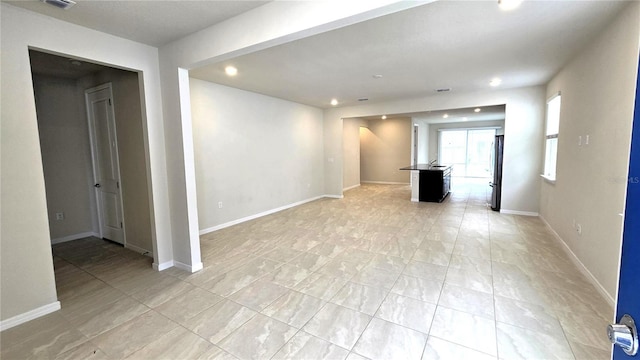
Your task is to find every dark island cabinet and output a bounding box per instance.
[418,166,451,202]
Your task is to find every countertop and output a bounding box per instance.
[399,164,452,171]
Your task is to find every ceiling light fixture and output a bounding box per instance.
[498,0,523,11]
[225,66,238,76]
[382,115,387,120]
[41,0,76,10]
[443,114,449,119]
[474,108,482,113]
[330,99,338,106]
[490,78,502,87]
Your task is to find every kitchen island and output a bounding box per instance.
[400,164,452,202]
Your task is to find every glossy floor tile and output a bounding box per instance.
[1,181,614,359]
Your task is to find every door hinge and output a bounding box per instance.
[120,222,123,229]
[108,98,112,106]
[117,181,120,189]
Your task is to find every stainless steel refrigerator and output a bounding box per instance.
[490,135,504,211]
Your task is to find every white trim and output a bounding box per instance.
[361,181,410,185]
[175,260,203,273]
[125,243,152,257]
[324,194,344,199]
[540,174,556,184]
[199,195,325,235]
[51,232,99,244]
[0,301,61,331]
[153,260,174,271]
[411,198,419,202]
[343,184,361,191]
[500,209,539,216]
[539,216,616,309]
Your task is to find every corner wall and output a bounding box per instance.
[539,2,640,300]
[360,117,411,184]
[189,79,325,232]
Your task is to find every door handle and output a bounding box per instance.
[94,183,101,188]
[608,314,638,356]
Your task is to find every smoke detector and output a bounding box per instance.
[41,0,76,10]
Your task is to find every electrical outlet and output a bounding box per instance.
[218,202,223,209]
[55,212,64,221]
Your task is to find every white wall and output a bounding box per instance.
[33,75,96,241]
[343,118,367,190]
[158,1,426,271]
[360,117,411,184]
[428,120,505,162]
[328,86,545,214]
[189,79,324,232]
[539,2,640,301]
[0,3,169,325]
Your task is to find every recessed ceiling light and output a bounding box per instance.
[382,115,387,120]
[474,108,482,113]
[498,0,523,11]
[330,99,338,106]
[373,75,383,79]
[443,114,449,119]
[490,78,502,87]
[225,66,238,76]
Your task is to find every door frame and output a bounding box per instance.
[85,82,126,245]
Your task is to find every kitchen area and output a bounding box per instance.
[344,105,506,210]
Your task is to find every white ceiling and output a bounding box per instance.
[189,0,628,108]
[8,0,628,112]
[358,105,506,124]
[4,0,268,47]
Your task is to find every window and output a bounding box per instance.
[543,93,561,181]
[439,128,497,178]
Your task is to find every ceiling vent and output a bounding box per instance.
[358,98,369,102]
[435,88,451,93]
[41,0,76,10]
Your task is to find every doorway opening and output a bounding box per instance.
[29,49,155,278]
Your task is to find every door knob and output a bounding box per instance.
[94,183,101,188]
[608,314,638,356]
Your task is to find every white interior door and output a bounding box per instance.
[86,83,124,244]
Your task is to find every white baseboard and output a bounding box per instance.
[51,232,99,244]
[153,260,174,271]
[153,259,203,273]
[343,184,361,191]
[324,194,344,199]
[199,195,325,236]
[361,181,410,185]
[175,260,203,273]
[0,301,61,331]
[539,216,616,309]
[411,198,419,202]
[125,243,152,257]
[500,209,539,216]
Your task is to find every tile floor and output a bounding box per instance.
[1,182,614,359]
